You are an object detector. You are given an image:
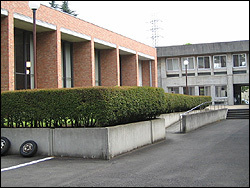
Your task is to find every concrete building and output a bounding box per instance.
[1,1,157,91]
[157,40,249,105]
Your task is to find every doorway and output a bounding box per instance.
[14,28,34,90]
[233,84,249,105]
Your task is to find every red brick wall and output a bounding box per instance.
[1,1,158,91]
[37,30,61,88]
[142,61,150,86]
[100,48,119,86]
[1,14,15,91]
[73,40,95,87]
[120,55,138,86]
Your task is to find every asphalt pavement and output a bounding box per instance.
[1,119,249,187]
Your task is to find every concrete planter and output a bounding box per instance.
[1,118,165,160]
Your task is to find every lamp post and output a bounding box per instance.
[184,60,189,95]
[29,1,40,89]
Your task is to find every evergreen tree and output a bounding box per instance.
[60,1,78,17]
[49,1,59,9]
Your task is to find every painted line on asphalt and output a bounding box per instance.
[1,157,54,172]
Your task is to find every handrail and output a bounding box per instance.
[180,99,227,117]
[180,101,211,117]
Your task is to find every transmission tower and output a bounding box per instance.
[149,18,162,47]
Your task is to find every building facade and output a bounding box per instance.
[1,1,157,92]
[157,40,249,105]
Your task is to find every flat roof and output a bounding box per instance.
[157,40,249,57]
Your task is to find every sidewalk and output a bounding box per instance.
[225,105,249,109]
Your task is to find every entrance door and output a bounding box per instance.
[234,84,249,104]
[15,28,34,90]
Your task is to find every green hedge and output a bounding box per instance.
[164,93,212,113]
[1,87,211,128]
[1,86,166,128]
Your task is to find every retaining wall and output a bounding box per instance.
[181,108,228,133]
[1,118,165,160]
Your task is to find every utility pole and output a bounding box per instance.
[149,17,162,47]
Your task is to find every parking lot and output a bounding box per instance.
[1,119,249,187]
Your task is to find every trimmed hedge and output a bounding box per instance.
[164,93,212,113]
[1,86,211,128]
[1,86,166,128]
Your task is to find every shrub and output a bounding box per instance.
[164,93,211,113]
[1,86,167,128]
[1,87,211,128]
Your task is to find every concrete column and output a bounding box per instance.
[180,87,184,94]
[210,55,214,75]
[226,53,234,105]
[211,85,216,105]
[1,14,15,91]
[195,86,199,96]
[178,57,182,78]
[158,58,166,88]
[194,56,198,76]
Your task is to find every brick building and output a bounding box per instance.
[1,1,157,91]
[157,40,249,105]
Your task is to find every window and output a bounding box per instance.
[213,55,226,68]
[14,28,34,90]
[199,86,211,96]
[198,56,210,69]
[62,41,73,88]
[183,86,195,95]
[168,87,179,94]
[166,58,179,71]
[215,86,227,97]
[182,57,194,70]
[95,49,101,86]
[233,54,246,67]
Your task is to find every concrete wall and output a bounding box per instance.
[158,109,203,128]
[1,118,165,160]
[181,108,228,133]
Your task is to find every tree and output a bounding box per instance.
[49,1,59,9]
[60,1,78,17]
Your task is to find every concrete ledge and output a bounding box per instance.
[1,118,165,160]
[158,109,202,128]
[181,108,228,133]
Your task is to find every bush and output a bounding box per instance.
[1,87,211,128]
[164,93,211,113]
[1,86,167,128]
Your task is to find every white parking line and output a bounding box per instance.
[1,157,54,172]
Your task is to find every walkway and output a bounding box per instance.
[1,119,249,187]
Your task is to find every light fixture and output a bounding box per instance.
[28,1,40,10]
[184,60,189,66]
[26,61,31,68]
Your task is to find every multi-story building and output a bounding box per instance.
[1,1,157,91]
[157,40,249,105]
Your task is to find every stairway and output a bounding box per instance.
[227,109,249,119]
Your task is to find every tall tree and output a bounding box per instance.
[60,1,78,17]
[49,1,59,9]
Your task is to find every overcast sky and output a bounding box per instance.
[41,1,249,47]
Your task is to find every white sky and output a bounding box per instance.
[41,1,249,47]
